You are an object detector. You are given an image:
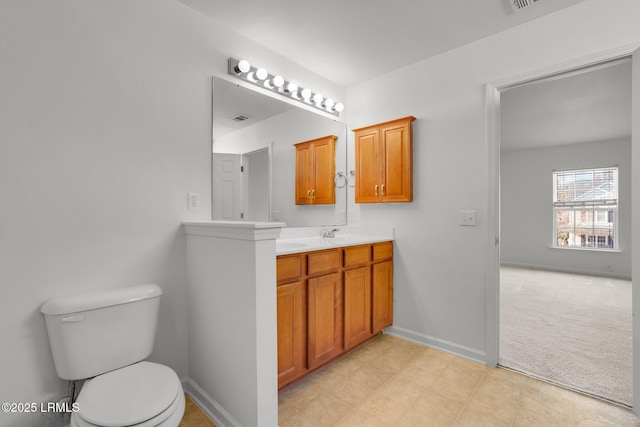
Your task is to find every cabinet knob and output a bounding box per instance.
[381,184,385,196]
[374,185,379,196]
[312,189,315,199]
[307,190,311,197]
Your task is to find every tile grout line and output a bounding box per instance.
[450,367,489,426]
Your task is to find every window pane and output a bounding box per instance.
[553,167,617,250]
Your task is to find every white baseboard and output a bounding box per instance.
[385,326,487,365]
[500,261,632,280]
[182,377,242,427]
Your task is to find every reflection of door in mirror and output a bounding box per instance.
[242,148,270,221]
[212,153,242,220]
[213,147,271,221]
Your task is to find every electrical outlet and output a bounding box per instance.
[459,210,476,226]
[188,192,200,211]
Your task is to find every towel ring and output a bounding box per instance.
[334,172,347,188]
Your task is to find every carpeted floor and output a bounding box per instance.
[499,266,632,406]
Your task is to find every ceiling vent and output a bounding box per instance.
[510,0,540,12]
[231,114,251,122]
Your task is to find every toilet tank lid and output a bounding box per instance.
[41,283,162,315]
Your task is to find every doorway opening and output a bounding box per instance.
[490,56,633,407]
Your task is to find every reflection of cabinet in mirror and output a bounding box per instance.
[294,135,336,205]
[353,116,416,203]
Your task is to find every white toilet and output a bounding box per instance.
[41,283,185,427]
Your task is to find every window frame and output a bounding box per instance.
[552,166,619,251]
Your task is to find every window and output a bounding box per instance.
[553,167,618,250]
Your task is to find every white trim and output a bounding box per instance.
[183,377,242,427]
[182,220,285,240]
[485,42,640,387]
[385,326,487,365]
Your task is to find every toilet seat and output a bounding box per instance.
[71,361,184,427]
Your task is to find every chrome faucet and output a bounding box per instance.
[322,228,339,238]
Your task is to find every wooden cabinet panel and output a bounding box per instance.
[307,249,340,276]
[343,245,371,268]
[294,135,336,205]
[307,272,343,369]
[353,116,415,203]
[372,260,393,333]
[294,143,314,205]
[344,266,372,350]
[381,121,412,202]
[372,241,393,262]
[277,255,303,283]
[277,280,307,388]
[354,129,380,203]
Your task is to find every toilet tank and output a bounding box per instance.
[40,283,162,380]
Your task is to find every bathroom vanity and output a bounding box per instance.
[275,233,394,388]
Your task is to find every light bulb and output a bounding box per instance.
[285,82,298,94]
[301,88,312,100]
[256,67,268,80]
[313,93,323,105]
[272,75,284,88]
[334,103,344,113]
[235,59,251,74]
[323,98,335,109]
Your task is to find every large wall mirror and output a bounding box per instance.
[212,77,347,226]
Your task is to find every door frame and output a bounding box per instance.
[485,43,640,409]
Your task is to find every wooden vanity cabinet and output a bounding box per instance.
[294,135,336,205]
[353,116,415,203]
[276,241,393,388]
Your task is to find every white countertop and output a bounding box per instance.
[276,226,394,255]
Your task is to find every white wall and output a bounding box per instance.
[214,108,348,226]
[346,0,640,362]
[501,139,631,278]
[0,1,342,426]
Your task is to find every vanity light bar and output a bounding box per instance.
[227,58,344,117]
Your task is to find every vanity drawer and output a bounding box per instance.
[372,241,393,261]
[277,255,303,283]
[343,245,371,268]
[307,249,340,276]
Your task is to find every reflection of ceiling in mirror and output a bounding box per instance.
[213,78,294,139]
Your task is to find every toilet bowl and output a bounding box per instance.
[70,362,185,427]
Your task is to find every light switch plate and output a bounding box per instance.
[459,210,476,226]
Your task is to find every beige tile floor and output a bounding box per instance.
[278,334,639,426]
[180,395,218,427]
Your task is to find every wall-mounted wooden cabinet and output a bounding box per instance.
[353,116,415,203]
[294,135,336,205]
[276,242,393,388]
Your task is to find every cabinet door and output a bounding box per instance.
[312,136,336,204]
[381,119,413,202]
[307,272,343,369]
[344,266,372,350]
[372,260,393,333]
[354,128,381,203]
[277,280,307,388]
[295,141,314,205]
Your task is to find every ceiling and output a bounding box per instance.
[213,77,294,139]
[501,60,632,151]
[177,0,586,87]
